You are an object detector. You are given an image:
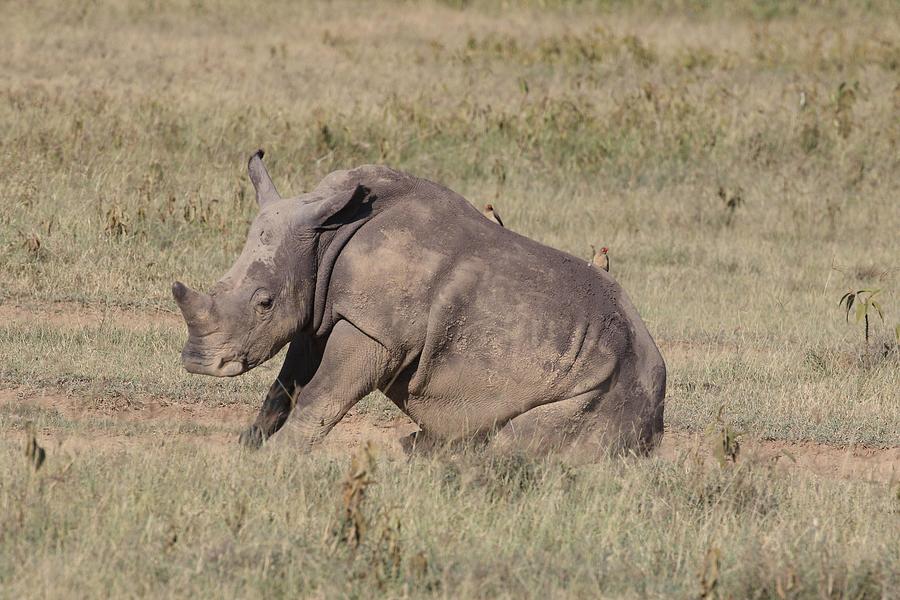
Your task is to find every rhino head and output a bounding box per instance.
[172,150,362,377]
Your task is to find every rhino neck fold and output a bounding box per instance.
[309,219,371,337]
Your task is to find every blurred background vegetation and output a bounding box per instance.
[0,1,898,596]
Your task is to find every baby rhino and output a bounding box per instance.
[172,151,666,456]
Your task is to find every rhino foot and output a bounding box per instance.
[400,430,440,455]
[238,425,266,450]
[400,430,486,457]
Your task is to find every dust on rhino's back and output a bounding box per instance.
[329,170,659,408]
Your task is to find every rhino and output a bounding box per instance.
[172,151,666,455]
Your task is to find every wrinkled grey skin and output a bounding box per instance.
[173,151,666,455]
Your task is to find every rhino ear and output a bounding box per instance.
[299,184,369,230]
[248,149,281,208]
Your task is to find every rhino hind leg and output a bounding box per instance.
[493,369,664,459]
[490,394,592,456]
[381,365,455,455]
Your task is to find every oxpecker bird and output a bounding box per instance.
[482,204,504,227]
[590,244,609,272]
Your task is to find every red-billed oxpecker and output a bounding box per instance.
[482,204,504,227]
[590,244,609,272]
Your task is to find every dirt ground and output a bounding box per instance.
[0,301,181,331]
[3,385,897,483]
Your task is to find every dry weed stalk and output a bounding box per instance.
[698,545,720,599]
[24,422,46,472]
[706,405,743,468]
[332,442,377,551]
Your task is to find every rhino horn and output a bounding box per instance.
[172,281,213,324]
[248,149,281,208]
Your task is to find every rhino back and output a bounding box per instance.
[323,171,662,425]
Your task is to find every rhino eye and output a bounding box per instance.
[252,289,274,314]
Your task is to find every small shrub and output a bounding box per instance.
[104,204,130,239]
[832,81,858,139]
[838,288,895,349]
[717,185,744,227]
[20,231,43,259]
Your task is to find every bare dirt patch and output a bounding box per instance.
[658,430,900,484]
[3,387,896,482]
[0,300,181,331]
[0,387,253,428]
[0,386,418,455]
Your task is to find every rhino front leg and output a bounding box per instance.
[239,333,325,449]
[281,320,400,450]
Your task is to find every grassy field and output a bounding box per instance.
[1,0,899,597]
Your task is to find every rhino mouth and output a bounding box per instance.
[181,348,248,377]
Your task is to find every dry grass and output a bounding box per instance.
[1,0,899,597]
[1,428,898,599]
